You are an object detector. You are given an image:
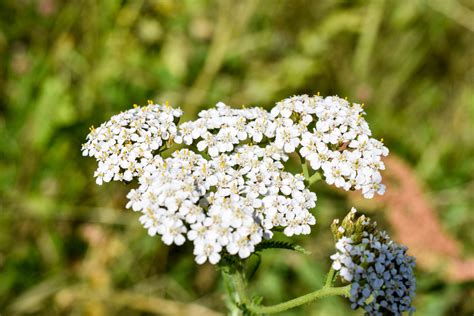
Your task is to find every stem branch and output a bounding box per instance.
[248,285,350,314]
[302,161,310,180]
[308,172,322,185]
[324,266,336,288]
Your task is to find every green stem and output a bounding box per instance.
[302,160,310,180]
[324,266,336,288]
[232,269,249,305]
[248,285,351,314]
[308,172,322,185]
[222,267,249,315]
[222,270,241,316]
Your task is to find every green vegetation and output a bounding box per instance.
[1,0,473,314]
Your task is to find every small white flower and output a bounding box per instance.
[197,133,219,156]
[194,241,222,264]
[274,124,300,153]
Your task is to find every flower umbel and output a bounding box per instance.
[175,96,388,199]
[82,103,182,184]
[82,95,416,315]
[83,95,388,265]
[126,146,317,264]
[272,95,389,198]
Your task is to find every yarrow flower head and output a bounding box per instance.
[83,94,388,265]
[271,95,389,199]
[330,209,416,316]
[175,95,388,199]
[82,102,182,184]
[175,102,274,155]
[126,145,316,264]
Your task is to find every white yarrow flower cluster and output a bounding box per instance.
[271,95,388,199]
[126,146,317,264]
[83,94,389,264]
[177,96,388,199]
[175,102,275,156]
[82,103,182,184]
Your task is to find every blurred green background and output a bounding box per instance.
[1,0,473,315]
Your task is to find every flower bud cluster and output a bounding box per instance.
[330,209,416,315]
[81,103,182,184]
[126,145,316,264]
[331,207,377,243]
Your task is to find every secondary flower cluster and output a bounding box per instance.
[126,146,316,264]
[81,102,182,184]
[330,209,416,316]
[175,95,388,198]
[175,102,272,155]
[272,95,388,198]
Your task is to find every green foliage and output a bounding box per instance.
[255,241,310,255]
[0,0,473,314]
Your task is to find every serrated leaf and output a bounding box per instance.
[254,241,310,255]
[246,253,261,281]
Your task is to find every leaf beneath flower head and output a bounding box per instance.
[254,241,310,255]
